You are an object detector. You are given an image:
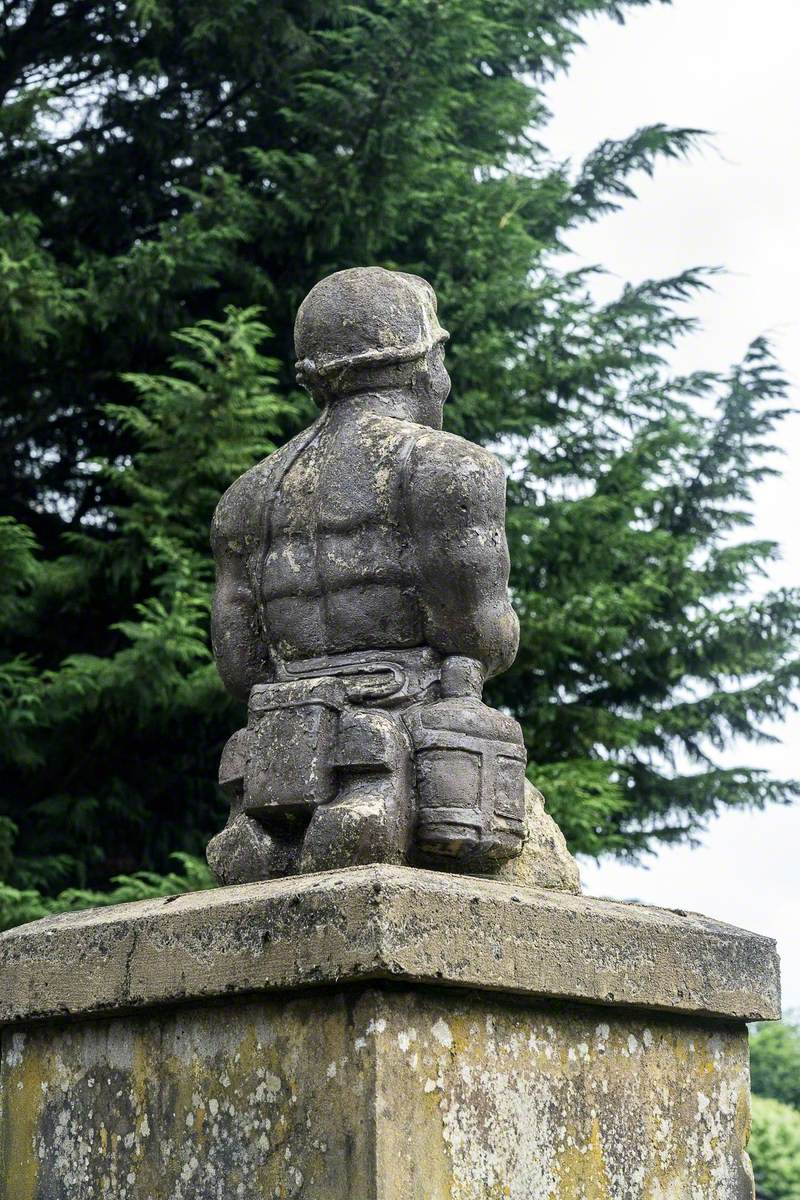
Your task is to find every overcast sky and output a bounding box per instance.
[542,0,800,1013]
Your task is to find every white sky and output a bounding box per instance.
[542,0,800,1013]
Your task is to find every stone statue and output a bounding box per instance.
[207,266,578,891]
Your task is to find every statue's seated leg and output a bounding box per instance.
[206,813,300,886]
[299,710,413,873]
[207,726,303,885]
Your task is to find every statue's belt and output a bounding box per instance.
[269,647,442,706]
[238,645,527,865]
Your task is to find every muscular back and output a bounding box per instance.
[211,401,519,701]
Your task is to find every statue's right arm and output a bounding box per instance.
[210,475,269,704]
[405,432,520,679]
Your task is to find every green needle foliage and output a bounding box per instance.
[750,1016,800,1200]
[751,1018,800,1113]
[1,0,799,917]
[0,306,287,923]
[750,1097,800,1200]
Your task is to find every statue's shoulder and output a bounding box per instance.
[212,461,263,543]
[211,432,307,543]
[404,426,506,495]
[364,416,501,475]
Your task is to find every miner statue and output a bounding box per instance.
[207,266,578,891]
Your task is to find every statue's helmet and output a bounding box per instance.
[294,266,449,398]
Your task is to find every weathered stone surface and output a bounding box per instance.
[0,868,777,1196]
[493,780,582,892]
[0,985,756,1200]
[0,866,779,1025]
[207,266,570,882]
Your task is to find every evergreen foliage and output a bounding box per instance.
[751,1017,800,1114]
[0,305,287,905]
[1,0,798,910]
[750,1096,800,1200]
[0,854,215,933]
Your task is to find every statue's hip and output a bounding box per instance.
[218,646,527,871]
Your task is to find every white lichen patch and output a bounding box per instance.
[397,1028,418,1053]
[431,1019,453,1049]
[440,1060,560,1199]
[374,994,753,1200]
[0,989,754,1200]
[5,1032,25,1068]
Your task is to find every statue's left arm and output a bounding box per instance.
[210,474,269,704]
[405,432,520,679]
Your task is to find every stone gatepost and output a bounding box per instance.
[0,864,779,1198]
[0,268,780,1195]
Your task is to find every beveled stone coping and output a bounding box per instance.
[0,864,780,1025]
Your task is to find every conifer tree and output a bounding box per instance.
[751,1018,800,1114]
[1,0,798,915]
[749,1096,800,1200]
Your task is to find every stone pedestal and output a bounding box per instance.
[0,866,780,1199]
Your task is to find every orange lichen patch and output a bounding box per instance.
[0,989,754,1200]
[0,1034,44,1200]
